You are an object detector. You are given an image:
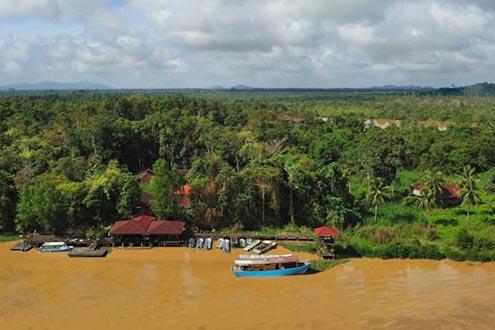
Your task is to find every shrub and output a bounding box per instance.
[443,247,466,261]
[379,204,420,225]
[357,226,396,244]
[456,228,474,249]
[310,259,349,272]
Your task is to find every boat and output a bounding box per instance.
[232,254,310,277]
[38,242,73,252]
[10,241,32,252]
[187,237,195,248]
[243,239,261,252]
[204,237,212,250]
[238,238,246,248]
[223,239,231,253]
[217,238,224,249]
[68,247,108,258]
[252,240,277,254]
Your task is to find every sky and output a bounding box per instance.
[0,0,494,88]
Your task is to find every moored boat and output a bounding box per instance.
[38,242,73,252]
[243,239,261,252]
[252,240,277,254]
[232,253,310,277]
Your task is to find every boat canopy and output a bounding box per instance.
[238,253,295,260]
[234,254,299,266]
[41,242,67,246]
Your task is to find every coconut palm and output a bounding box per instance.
[459,166,480,218]
[367,178,389,222]
[417,171,443,210]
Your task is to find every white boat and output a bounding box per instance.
[252,240,277,254]
[217,238,224,249]
[39,242,73,252]
[243,239,261,251]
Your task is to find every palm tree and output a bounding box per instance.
[459,166,480,218]
[367,178,389,222]
[417,171,443,211]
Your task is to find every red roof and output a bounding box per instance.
[109,215,155,235]
[314,226,340,238]
[145,220,185,235]
[174,184,191,196]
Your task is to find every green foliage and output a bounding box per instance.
[280,242,317,254]
[16,175,66,233]
[0,234,20,242]
[459,166,481,207]
[1,90,495,262]
[310,259,349,272]
[150,159,183,220]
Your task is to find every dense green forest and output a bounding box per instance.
[2,90,495,261]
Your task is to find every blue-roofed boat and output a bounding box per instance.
[232,254,310,277]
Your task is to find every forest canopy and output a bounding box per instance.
[1,90,495,261]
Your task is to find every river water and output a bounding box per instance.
[0,242,494,329]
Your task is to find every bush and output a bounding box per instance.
[379,204,420,225]
[310,259,349,272]
[456,228,474,249]
[443,247,466,261]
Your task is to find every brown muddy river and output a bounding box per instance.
[0,242,494,329]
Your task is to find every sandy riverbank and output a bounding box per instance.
[0,242,494,329]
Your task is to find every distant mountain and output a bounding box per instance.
[230,84,254,90]
[438,82,495,96]
[368,85,435,91]
[0,81,112,90]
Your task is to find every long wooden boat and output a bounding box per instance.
[232,253,310,277]
[68,248,108,257]
[243,239,261,252]
[252,240,277,254]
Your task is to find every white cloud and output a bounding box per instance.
[0,0,495,87]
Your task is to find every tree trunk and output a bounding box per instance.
[262,190,266,225]
[374,204,378,222]
[289,185,295,225]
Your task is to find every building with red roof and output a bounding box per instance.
[109,215,186,247]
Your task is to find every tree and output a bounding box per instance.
[83,161,140,225]
[16,175,66,234]
[242,163,281,226]
[417,171,443,210]
[150,159,184,220]
[367,177,389,222]
[0,170,16,232]
[485,168,495,193]
[459,166,480,215]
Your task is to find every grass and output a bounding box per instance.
[310,259,349,272]
[280,242,317,254]
[0,233,20,243]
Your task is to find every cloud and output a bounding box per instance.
[1,0,495,87]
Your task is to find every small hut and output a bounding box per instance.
[134,169,155,183]
[410,183,461,206]
[314,226,340,259]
